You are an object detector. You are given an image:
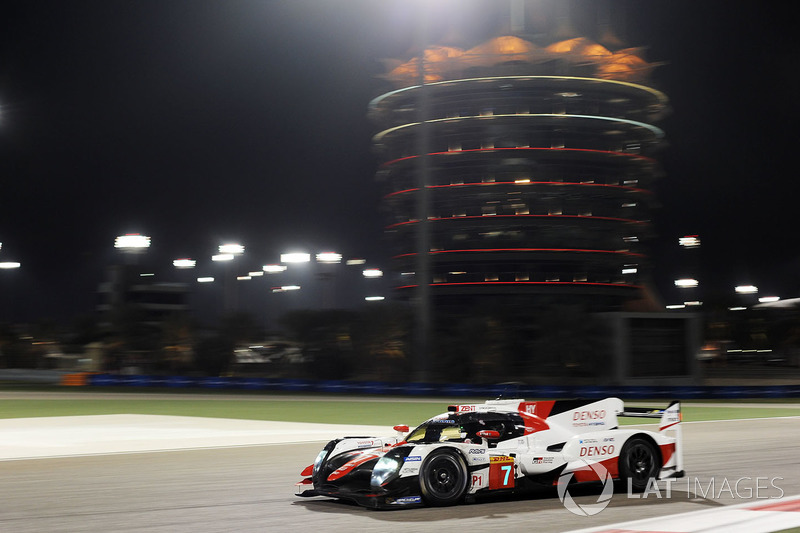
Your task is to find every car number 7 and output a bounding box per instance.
[501,465,512,485]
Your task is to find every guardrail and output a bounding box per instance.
[80,374,800,399]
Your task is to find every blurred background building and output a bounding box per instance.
[371,12,668,312]
[97,266,189,330]
[365,1,707,384]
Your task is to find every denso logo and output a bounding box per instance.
[573,409,606,421]
[579,445,615,457]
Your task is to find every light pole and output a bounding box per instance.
[280,251,311,297]
[113,233,151,306]
[0,248,21,323]
[316,251,342,309]
[216,243,244,313]
[114,234,151,264]
[733,285,759,310]
[111,232,151,313]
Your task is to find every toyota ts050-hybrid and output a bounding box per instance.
[295,397,683,509]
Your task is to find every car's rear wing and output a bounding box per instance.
[617,401,683,477]
[618,400,684,477]
[619,400,681,427]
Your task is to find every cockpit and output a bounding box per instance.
[405,413,525,446]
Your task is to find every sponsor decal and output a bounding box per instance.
[404,455,421,462]
[489,458,515,489]
[401,467,419,475]
[660,406,681,430]
[468,448,486,455]
[457,405,476,412]
[579,445,615,457]
[572,409,608,426]
[580,437,614,445]
[532,457,555,465]
[573,409,606,421]
[357,440,375,448]
[392,496,422,505]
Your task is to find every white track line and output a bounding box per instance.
[566,494,800,533]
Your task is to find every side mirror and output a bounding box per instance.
[477,429,500,446]
[393,424,409,438]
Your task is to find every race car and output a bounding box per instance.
[295,397,683,509]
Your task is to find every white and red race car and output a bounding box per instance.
[296,397,683,509]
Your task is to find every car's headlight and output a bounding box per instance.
[312,449,329,475]
[370,456,402,488]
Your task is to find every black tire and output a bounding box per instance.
[419,450,469,506]
[619,437,660,493]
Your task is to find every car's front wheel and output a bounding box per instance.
[419,450,468,506]
[619,437,659,493]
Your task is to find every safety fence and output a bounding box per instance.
[79,373,800,399]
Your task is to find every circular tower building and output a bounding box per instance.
[370,35,668,310]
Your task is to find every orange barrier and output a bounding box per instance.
[60,373,90,386]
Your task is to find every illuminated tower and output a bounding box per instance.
[369,34,668,310]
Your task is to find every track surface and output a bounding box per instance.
[1,417,799,532]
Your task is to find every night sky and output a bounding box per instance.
[1,1,799,323]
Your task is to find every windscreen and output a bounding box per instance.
[406,414,523,444]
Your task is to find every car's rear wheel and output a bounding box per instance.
[619,437,659,493]
[419,450,468,506]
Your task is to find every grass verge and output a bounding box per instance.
[2,395,800,426]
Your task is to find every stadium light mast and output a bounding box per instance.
[114,233,150,255]
[217,243,244,312]
[114,233,150,269]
